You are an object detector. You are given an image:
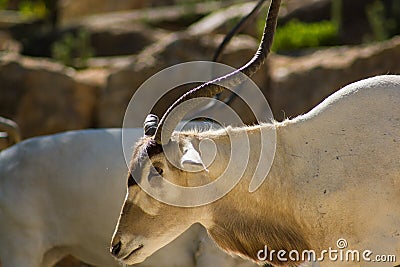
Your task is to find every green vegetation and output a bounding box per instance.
[18,0,48,19]
[365,0,397,42]
[0,0,8,10]
[0,0,48,19]
[256,0,399,52]
[51,30,94,69]
[331,0,342,29]
[0,0,58,25]
[271,20,339,52]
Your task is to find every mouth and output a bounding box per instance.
[122,244,144,261]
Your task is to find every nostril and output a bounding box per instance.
[111,240,122,256]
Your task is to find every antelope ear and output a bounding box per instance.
[180,141,205,172]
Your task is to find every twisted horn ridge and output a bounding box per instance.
[144,114,159,137]
[0,116,21,146]
[154,0,281,145]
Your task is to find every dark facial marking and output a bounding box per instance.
[145,140,164,158]
[127,139,164,188]
[128,173,136,187]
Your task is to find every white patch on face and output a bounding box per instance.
[199,138,217,168]
[129,181,160,216]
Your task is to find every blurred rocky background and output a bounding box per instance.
[0,0,400,264]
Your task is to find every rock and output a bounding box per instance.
[97,32,270,127]
[279,0,331,25]
[74,68,109,88]
[187,1,263,38]
[269,36,400,120]
[0,30,21,54]
[85,55,135,70]
[20,22,164,60]
[24,2,226,59]
[59,0,147,24]
[0,10,35,28]
[60,1,225,26]
[188,0,331,39]
[0,54,99,138]
[86,23,167,57]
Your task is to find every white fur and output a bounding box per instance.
[112,75,400,267]
[0,128,257,267]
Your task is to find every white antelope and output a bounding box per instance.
[110,0,400,266]
[0,128,257,267]
[0,3,272,265]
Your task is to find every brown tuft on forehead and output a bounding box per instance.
[127,138,164,187]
